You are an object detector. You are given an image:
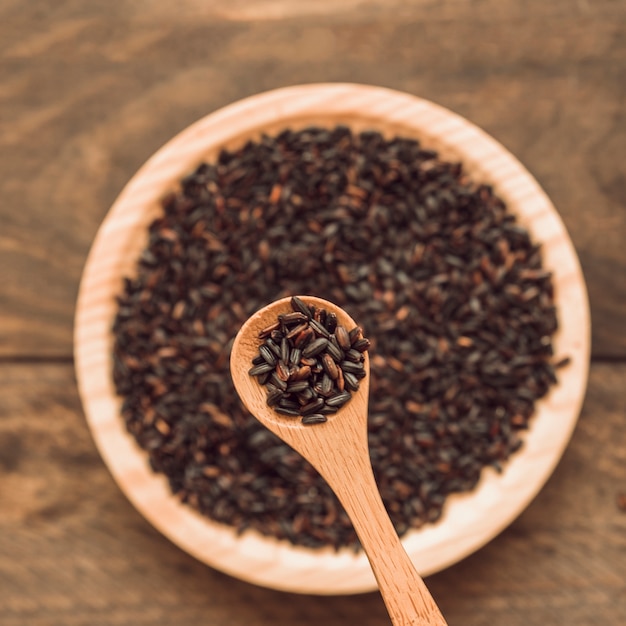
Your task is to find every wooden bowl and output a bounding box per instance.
[74,84,590,595]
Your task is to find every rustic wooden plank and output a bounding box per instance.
[0,0,623,24]
[0,362,624,625]
[0,2,624,358]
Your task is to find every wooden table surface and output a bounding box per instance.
[1,1,624,624]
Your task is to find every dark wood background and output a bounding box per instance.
[1,1,624,624]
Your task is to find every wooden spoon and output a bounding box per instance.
[230,295,448,626]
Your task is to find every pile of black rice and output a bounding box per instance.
[113,126,567,551]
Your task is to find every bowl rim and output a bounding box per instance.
[74,82,591,595]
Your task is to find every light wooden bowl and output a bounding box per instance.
[74,83,590,595]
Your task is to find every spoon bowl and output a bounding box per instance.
[231,296,448,626]
[230,296,371,460]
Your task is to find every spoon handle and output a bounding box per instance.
[320,447,448,626]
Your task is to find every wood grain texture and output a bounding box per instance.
[0,1,625,357]
[0,362,623,626]
[1,2,625,624]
